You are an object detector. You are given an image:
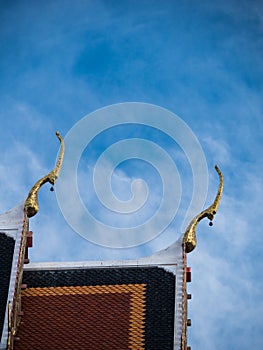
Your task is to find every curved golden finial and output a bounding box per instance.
[183,165,224,253]
[24,131,64,218]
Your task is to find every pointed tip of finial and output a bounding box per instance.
[215,164,221,174]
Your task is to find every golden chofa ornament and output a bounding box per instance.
[24,131,64,218]
[183,165,224,253]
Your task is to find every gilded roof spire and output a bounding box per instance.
[183,165,224,253]
[24,131,64,218]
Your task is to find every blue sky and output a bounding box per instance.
[0,0,263,348]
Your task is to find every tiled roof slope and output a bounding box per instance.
[15,267,175,350]
[0,204,27,350]
[14,239,187,350]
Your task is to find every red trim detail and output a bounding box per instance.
[26,231,33,248]
[186,267,191,283]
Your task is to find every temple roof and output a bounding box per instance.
[13,239,186,350]
[0,201,189,349]
[16,267,175,349]
[0,132,223,349]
